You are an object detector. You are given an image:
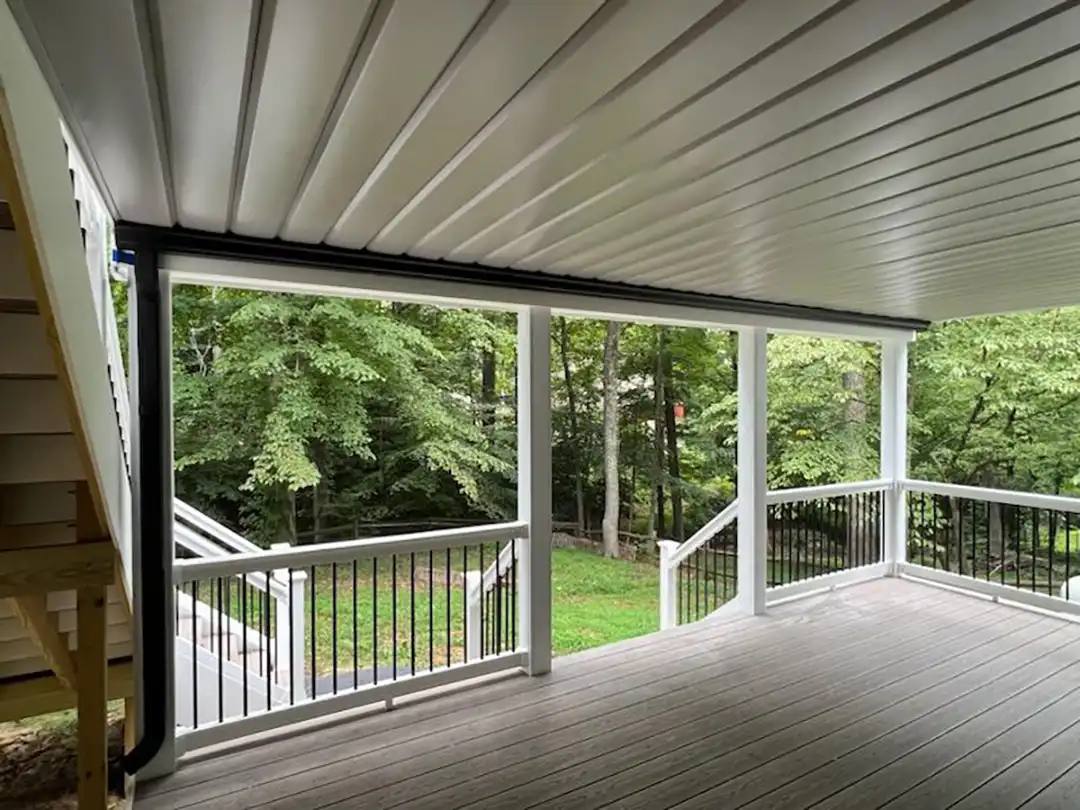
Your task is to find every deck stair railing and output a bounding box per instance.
[658,480,890,629]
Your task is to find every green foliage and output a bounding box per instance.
[167,282,1080,548]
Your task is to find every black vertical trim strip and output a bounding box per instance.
[124,245,169,775]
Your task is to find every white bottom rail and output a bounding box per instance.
[899,563,1080,622]
[765,562,890,607]
[176,651,527,754]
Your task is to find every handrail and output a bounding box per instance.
[175,520,530,583]
[470,539,518,599]
[902,479,1080,513]
[667,501,738,568]
[173,522,288,603]
[766,479,891,505]
[174,499,264,555]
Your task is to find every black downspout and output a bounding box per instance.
[123,245,169,775]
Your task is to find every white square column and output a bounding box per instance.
[737,327,768,615]
[517,307,553,675]
[881,339,909,574]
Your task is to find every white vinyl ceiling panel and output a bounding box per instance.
[12,0,1080,323]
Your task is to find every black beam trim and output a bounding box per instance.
[123,243,170,776]
[115,223,929,332]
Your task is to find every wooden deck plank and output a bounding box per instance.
[511,613,1059,810]
[230,589,993,810]
[140,579,945,805]
[1018,762,1080,810]
[943,721,1080,810]
[663,620,1079,810]
[752,635,1080,809]
[139,581,947,807]
[135,579,1080,810]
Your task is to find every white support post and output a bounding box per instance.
[657,540,679,630]
[465,571,482,661]
[737,327,768,615]
[881,339,909,575]
[270,548,307,697]
[517,307,553,676]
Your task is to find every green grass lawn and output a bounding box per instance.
[289,547,664,678]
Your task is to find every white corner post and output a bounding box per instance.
[737,327,768,615]
[517,307,552,675]
[881,338,909,575]
[657,540,679,630]
[465,571,483,661]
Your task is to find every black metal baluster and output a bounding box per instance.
[265,572,272,713]
[241,574,248,718]
[1049,511,1057,598]
[288,569,295,704]
[1067,514,1073,600]
[191,580,199,728]
[429,549,434,669]
[1015,506,1023,589]
[217,577,224,723]
[494,546,503,655]
[695,548,701,621]
[410,552,416,675]
[309,565,316,699]
[919,494,927,567]
[225,578,232,659]
[392,555,398,679]
[353,559,358,690]
[446,547,451,667]
[332,561,338,695]
[511,538,518,649]
[372,558,378,686]
[479,543,485,656]
[462,546,468,661]
[1032,508,1040,593]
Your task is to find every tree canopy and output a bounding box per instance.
[165,284,1080,548]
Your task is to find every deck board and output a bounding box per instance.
[137,578,1080,810]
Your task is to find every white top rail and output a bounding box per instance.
[174,499,265,555]
[903,480,1080,514]
[471,539,519,598]
[665,479,892,568]
[766,479,891,505]
[175,521,529,583]
[173,523,288,601]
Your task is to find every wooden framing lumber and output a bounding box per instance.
[76,583,108,810]
[0,539,113,597]
[0,659,131,722]
[9,593,76,690]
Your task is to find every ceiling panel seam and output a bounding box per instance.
[224,0,271,233]
[141,0,178,225]
[273,0,385,239]
[322,0,507,244]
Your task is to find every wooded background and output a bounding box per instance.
[165,285,1080,554]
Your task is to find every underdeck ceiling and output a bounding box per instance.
[11,0,1080,324]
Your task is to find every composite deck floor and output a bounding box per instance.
[139,577,1080,810]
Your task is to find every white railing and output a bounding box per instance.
[898,479,1080,618]
[658,480,891,629]
[171,520,530,752]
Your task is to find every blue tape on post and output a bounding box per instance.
[112,248,136,265]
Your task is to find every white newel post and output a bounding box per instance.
[881,339,909,575]
[657,540,679,630]
[270,547,307,697]
[465,571,483,661]
[517,307,553,676]
[737,327,768,615]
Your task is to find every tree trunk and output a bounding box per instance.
[481,345,496,432]
[602,320,621,558]
[648,330,664,539]
[661,328,684,543]
[559,317,586,537]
